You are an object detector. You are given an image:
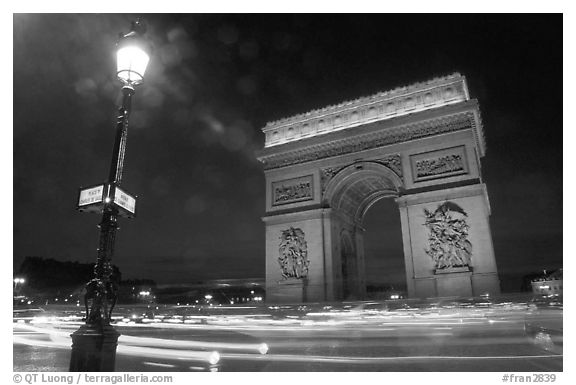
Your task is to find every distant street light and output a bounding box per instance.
[70,19,151,372]
[13,277,25,295]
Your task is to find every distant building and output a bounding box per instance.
[153,278,265,305]
[531,269,563,296]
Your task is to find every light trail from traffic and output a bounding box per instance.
[13,297,562,372]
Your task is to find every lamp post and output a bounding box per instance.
[70,19,150,372]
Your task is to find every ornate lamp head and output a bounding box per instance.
[116,19,151,86]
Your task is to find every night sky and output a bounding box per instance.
[13,14,562,292]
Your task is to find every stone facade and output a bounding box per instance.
[257,73,500,302]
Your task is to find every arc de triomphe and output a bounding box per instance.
[257,73,500,302]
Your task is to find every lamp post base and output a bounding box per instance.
[69,324,120,372]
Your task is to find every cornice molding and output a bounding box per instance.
[262,73,470,148]
[259,110,477,170]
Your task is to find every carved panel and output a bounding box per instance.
[410,146,468,182]
[272,175,314,206]
[278,227,310,279]
[423,202,472,272]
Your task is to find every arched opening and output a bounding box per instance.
[362,197,406,299]
[323,161,405,301]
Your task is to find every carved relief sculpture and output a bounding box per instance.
[272,175,313,206]
[278,227,310,279]
[377,154,402,177]
[416,154,464,178]
[410,146,469,182]
[320,166,345,194]
[275,182,311,202]
[424,202,472,271]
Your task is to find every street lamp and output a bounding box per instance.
[13,277,25,295]
[70,19,150,372]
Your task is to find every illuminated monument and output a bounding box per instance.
[257,74,500,302]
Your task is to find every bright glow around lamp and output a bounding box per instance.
[116,20,150,85]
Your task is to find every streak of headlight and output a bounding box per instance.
[107,323,450,333]
[135,317,481,328]
[262,335,533,348]
[120,334,268,354]
[13,332,220,364]
[13,329,559,365]
[23,312,525,333]
[14,324,70,338]
[219,353,562,364]
[15,323,267,355]
[13,335,69,350]
[23,316,519,336]
[119,345,220,365]
[143,362,176,368]
[30,318,84,326]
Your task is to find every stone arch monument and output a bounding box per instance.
[257,73,500,302]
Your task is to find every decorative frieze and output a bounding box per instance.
[272,175,313,206]
[260,113,474,170]
[262,73,469,148]
[410,146,468,182]
[278,227,310,279]
[416,154,464,177]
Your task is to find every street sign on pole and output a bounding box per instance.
[113,186,136,217]
[77,184,106,213]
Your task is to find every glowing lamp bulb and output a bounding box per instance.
[116,20,150,85]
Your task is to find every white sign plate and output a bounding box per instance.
[114,187,136,214]
[78,185,105,207]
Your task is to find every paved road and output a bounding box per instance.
[13,300,563,372]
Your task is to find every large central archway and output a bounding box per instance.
[257,74,501,302]
[323,161,402,300]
